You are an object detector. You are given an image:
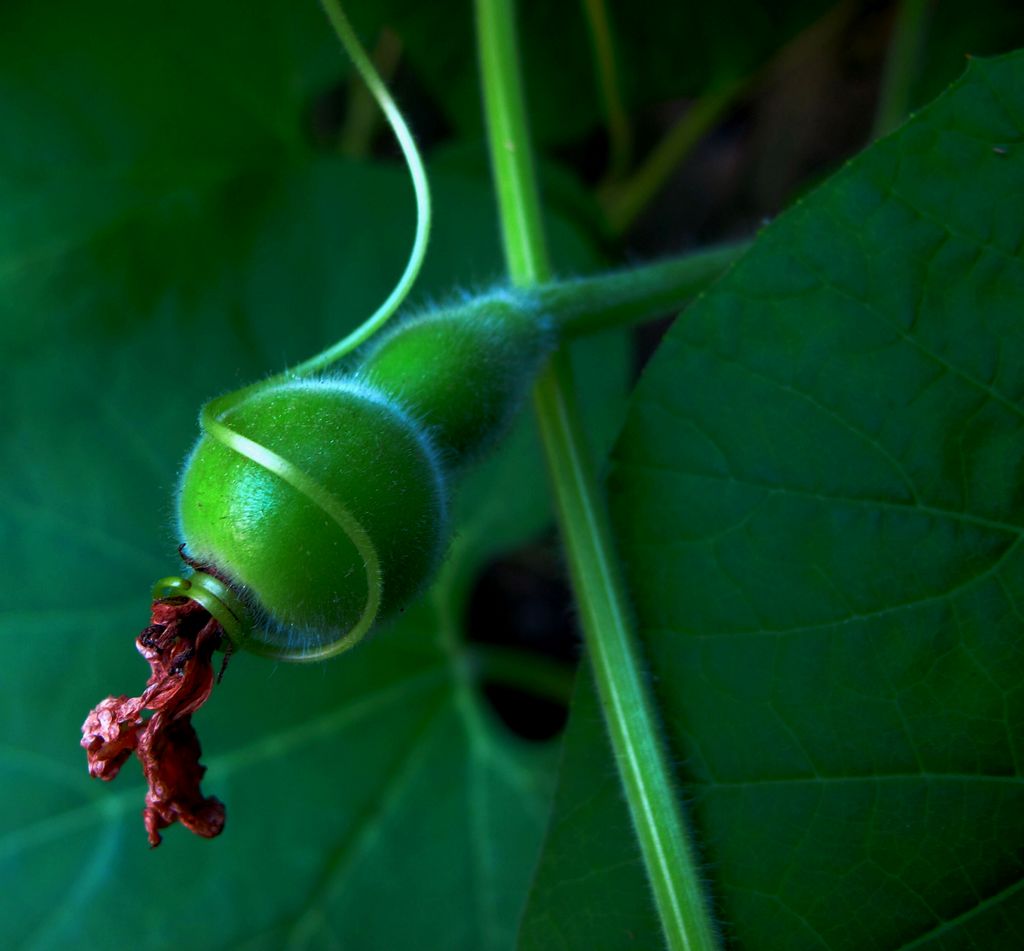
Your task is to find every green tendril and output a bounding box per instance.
[153,572,252,648]
[169,0,426,660]
[199,394,384,662]
[294,0,432,374]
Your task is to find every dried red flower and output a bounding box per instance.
[81,597,227,847]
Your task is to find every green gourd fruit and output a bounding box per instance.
[175,295,552,660]
[81,0,740,851]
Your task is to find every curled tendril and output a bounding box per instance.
[297,0,432,373]
[193,390,385,662]
[163,0,432,661]
[152,571,251,649]
[86,0,432,850]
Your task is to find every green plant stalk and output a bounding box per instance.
[873,0,930,138]
[543,241,747,337]
[467,644,575,704]
[474,1,720,949]
[475,0,550,284]
[581,0,632,182]
[600,78,744,236]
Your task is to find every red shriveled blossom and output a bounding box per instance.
[81,597,227,847]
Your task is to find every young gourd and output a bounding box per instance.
[80,0,741,847]
[80,244,733,848]
[176,291,554,661]
[80,282,555,846]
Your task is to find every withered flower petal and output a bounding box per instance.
[81,598,226,847]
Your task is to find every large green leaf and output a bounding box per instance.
[913,1,1024,108]
[521,52,1024,949]
[0,3,627,948]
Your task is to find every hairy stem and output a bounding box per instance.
[475,1,720,949]
[543,241,747,338]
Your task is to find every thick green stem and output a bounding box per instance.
[475,0,550,283]
[474,1,720,949]
[873,0,930,138]
[543,241,747,338]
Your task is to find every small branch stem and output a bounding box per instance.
[599,79,745,236]
[873,0,930,138]
[474,1,720,949]
[467,645,575,704]
[581,0,632,182]
[596,0,860,237]
[543,241,748,338]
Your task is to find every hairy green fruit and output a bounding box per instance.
[360,290,553,464]
[177,379,448,659]
[173,295,556,661]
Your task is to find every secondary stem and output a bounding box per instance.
[474,1,720,949]
[543,241,747,338]
[582,0,632,183]
[599,79,745,236]
[467,644,575,704]
[872,0,930,138]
